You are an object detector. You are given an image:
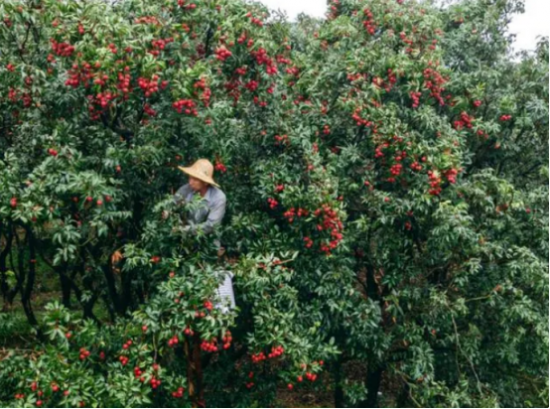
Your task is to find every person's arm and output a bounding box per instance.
[184,196,227,236]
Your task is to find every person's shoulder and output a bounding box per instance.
[177,183,191,193]
[211,186,226,202]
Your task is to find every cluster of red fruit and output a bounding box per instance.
[10,197,17,208]
[119,355,129,366]
[237,31,255,48]
[93,91,116,108]
[410,91,422,108]
[427,170,442,196]
[172,99,198,115]
[303,236,314,248]
[375,141,390,158]
[133,366,143,378]
[473,99,482,108]
[143,103,157,117]
[171,387,185,398]
[274,134,290,146]
[244,80,259,92]
[168,335,179,347]
[50,39,75,57]
[183,326,194,336]
[150,376,162,389]
[215,161,227,173]
[134,16,160,25]
[423,66,447,106]
[79,347,91,361]
[267,345,284,359]
[122,339,133,350]
[116,70,131,96]
[283,207,309,224]
[322,124,331,135]
[150,255,161,263]
[251,47,277,75]
[314,204,344,254]
[362,8,376,35]
[6,62,15,72]
[150,37,174,56]
[221,330,233,349]
[267,197,279,209]
[215,46,233,61]
[410,160,423,171]
[453,111,474,130]
[194,78,211,107]
[352,107,374,127]
[445,168,458,184]
[500,114,512,121]
[48,147,58,156]
[388,163,403,182]
[177,0,196,9]
[245,12,263,27]
[400,31,414,46]
[203,300,213,311]
[251,351,267,363]
[138,75,160,97]
[200,338,218,352]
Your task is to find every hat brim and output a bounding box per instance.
[177,166,220,188]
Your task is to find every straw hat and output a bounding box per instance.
[177,158,220,188]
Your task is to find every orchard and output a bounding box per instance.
[0,0,548,408]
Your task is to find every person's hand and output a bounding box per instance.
[111,250,123,264]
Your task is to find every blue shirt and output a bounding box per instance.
[173,183,227,242]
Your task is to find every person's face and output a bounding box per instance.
[189,176,209,191]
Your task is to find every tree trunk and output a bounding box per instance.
[360,365,384,408]
[333,356,345,407]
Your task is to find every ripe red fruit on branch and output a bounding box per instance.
[48,148,58,156]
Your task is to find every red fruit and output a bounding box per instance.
[86,196,93,202]
[10,197,17,208]
[31,381,38,391]
[142,325,148,332]
[96,200,103,206]
[48,148,58,156]
[65,332,72,339]
[287,383,294,390]
[297,376,303,382]
[105,195,112,202]
[169,271,175,278]
[36,400,43,407]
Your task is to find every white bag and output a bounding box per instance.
[214,270,236,313]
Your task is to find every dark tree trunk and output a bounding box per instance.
[360,365,384,408]
[59,269,72,308]
[20,228,37,326]
[333,356,345,407]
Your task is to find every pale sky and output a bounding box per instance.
[258,0,548,53]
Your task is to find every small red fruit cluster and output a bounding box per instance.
[362,8,376,35]
[10,197,17,208]
[150,376,161,389]
[267,197,279,209]
[119,355,129,366]
[79,347,91,361]
[48,148,58,156]
[500,114,512,121]
[274,134,289,146]
[138,75,160,97]
[171,387,185,398]
[267,345,284,359]
[303,236,313,248]
[50,39,75,57]
[200,338,218,352]
[168,335,179,347]
[172,99,198,116]
[222,330,232,349]
[122,339,133,349]
[453,111,474,130]
[215,162,227,173]
[283,207,309,224]
[215,46,232,61]
[410,91,422,108]
[428,170,442,196]
[203,300,213,311]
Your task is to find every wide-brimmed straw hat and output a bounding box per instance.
[177,158,220,188]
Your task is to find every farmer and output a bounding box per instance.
[111,158,227,265]
[171,158,227,258]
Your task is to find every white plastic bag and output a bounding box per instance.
[214,270,236,313]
